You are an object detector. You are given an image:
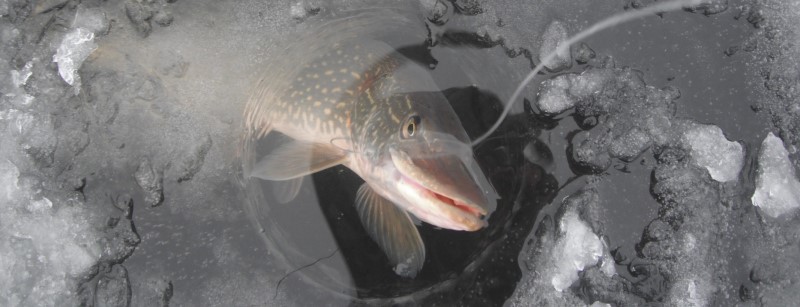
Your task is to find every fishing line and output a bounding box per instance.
[273,248,340,300]
[470,0,705,146]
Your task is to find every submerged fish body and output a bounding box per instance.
[245,40,497,277]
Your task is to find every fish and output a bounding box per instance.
[243,40,498,277]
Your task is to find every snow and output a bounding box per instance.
[0,159,102,306]
[682,124,744,182]
[551,211,615,292]
[751,133,800,218]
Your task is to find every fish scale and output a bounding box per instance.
[263,42,402,145]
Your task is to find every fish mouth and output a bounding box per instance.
[391,147,493,231]
[398,174,487,231]
[404,174,486,215]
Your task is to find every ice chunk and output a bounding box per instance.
[10,61,33,87]
[135,159,164,207]
[539,20,571,72]
[4,61,35,107]
[535,68,618,115]
[551,211,615,291]
[751,133,800,218]
[53,28,97,95]
[682,124,744,182]
[536,74,575,114]
[609,127,652,162]
[0,159,102,306]
[669,279,709,307]
[290,0,322,22]
[73,6,109,35]
[574,42,596,64]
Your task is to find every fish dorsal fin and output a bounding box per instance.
[249,141,347,181]
[355,183,425,278]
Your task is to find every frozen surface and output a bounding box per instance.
[681,124,744,182]
[752,133,800,218]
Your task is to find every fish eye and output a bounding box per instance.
[402,115,421,139]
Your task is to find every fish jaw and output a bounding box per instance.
[396,174,487,231]
[351,151,491,232]
[386,148,492,231]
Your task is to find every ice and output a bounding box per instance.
[751,133,800,218]
[3,61,34,107]
[669,279,708,307]
[0,159,102,306]
[10,61,32,87]
[551,210,615,292]
[681,124,744,182]
[72,7,109,36]
[134,159,164,207]
[290,0,323,22]
[539,20,571,72]
[536,75,575,114]
[53,28,97,95]
[534,68,617,115]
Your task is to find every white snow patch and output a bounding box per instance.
[682,124,744,182]
[751,133,800,218]
[551,211,616,292]
[53,28,97,95]
[0,159,102,306]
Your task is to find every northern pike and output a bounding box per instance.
[244,40,497,277]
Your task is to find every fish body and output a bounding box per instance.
[245,40,497,277]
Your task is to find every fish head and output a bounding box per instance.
[359,91,499,231]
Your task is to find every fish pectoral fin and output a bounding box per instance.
[355,183,425,278]
[249,141,347,181]
[272,176,304,204]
